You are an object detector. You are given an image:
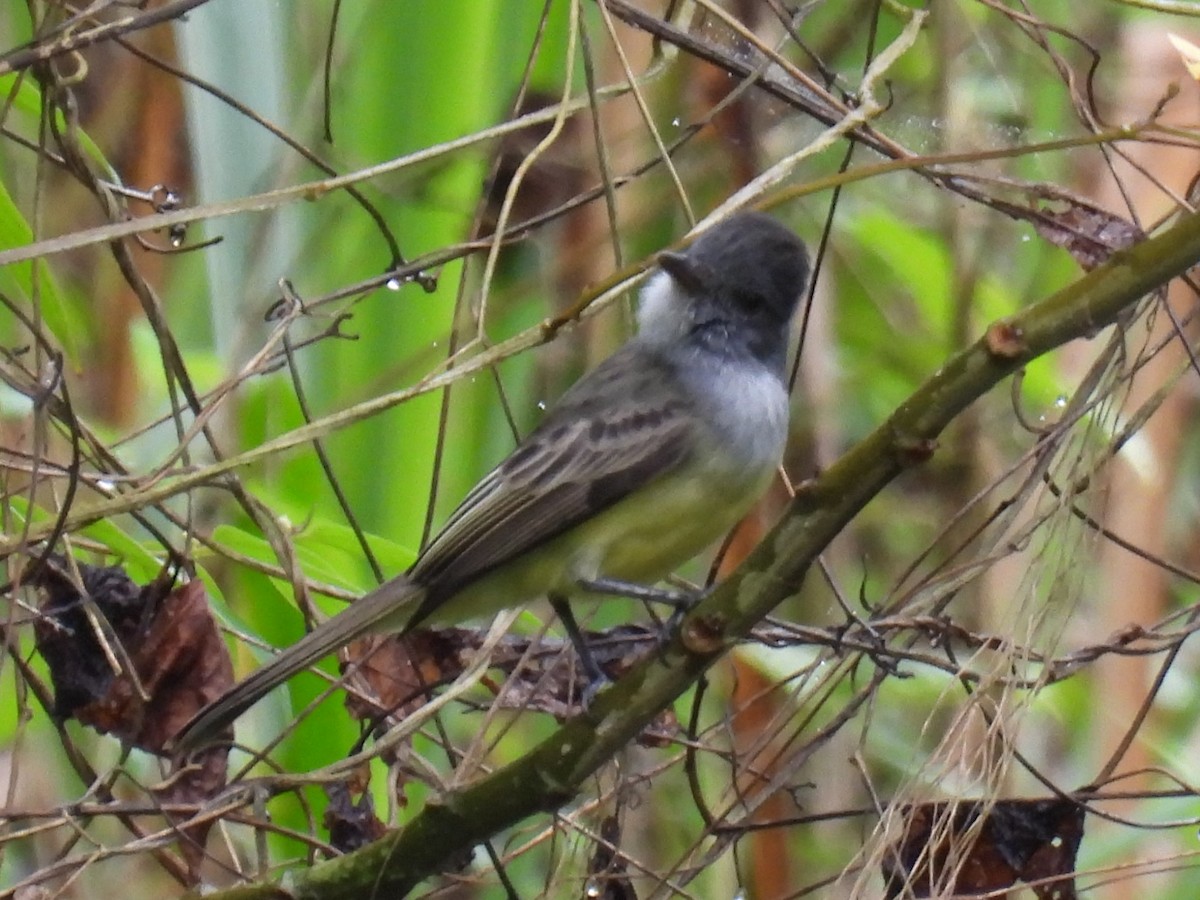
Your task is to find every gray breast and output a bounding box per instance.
[683,354,789,475]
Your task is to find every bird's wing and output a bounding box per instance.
[407,346,694,619]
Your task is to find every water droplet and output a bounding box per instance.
[386,277,402,291]
[671,116,681,127]
[1054,395,1068,409]
[96,479,115,492]
[1021,234,1031,242]
[537,401,546,410]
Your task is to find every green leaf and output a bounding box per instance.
[0,170,80,362]
[209,520,415,597]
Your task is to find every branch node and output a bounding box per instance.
[984,320,1028,359]
[892,435,938,467]
[680,612,728,655]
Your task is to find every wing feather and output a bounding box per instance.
[407,345,694,616]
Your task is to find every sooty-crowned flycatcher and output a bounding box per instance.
[173,211,810,754]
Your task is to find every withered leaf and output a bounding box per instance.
[81,579,232,752]
[882,797,1084,899]
[1031,203,1143,271]
[343,625,677,742]
[33,561,233,752]
[343,628,475,723]
[993,192,1143,271]
[324,778,387,854]
[33,559,150,719]
[31,560,234,879]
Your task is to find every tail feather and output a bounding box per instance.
[171,575,423,755]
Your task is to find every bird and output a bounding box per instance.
[172,211,810,754]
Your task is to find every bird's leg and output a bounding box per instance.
[575,576,706,656]
[574,575,699,610]
[548,594,607,707]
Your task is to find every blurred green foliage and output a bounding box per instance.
[3,0,1198,896]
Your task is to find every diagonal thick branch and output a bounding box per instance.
[191,213,1200,900]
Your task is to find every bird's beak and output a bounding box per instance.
[657,251,711,295]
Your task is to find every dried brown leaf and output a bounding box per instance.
[324,778,387,854]
[882,797,1084,898]
[33,562,234,753]
[344,625,678,742]
[31,560,233,878]
[993,192,1144,271]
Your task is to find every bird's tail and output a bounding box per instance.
[171,575,424,755]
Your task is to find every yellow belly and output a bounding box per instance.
[422,459,775,626]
